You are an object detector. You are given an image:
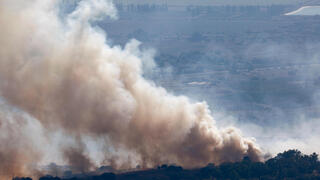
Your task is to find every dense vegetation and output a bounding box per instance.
[14,149,320,180]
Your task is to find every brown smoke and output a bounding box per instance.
[0,103,43,179]
[0,0,262,178]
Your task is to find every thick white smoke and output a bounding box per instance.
[0,0,262,178]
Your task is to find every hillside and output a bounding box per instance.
[15,150,320,180]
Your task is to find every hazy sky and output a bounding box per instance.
[114,0,303,6]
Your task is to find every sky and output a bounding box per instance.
[114,0,304,6]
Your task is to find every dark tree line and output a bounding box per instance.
[14,149,320,180]
[186,5,290,17]
[116,4,168,12]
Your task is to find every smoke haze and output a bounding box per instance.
[0,0,261,179]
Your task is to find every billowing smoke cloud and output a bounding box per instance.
[0,0,262,178]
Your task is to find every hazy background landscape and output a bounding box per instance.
[95,0,320,154]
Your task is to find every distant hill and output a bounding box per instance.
[302,0,320,5]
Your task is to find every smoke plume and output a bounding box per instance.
[0,0,262,178]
